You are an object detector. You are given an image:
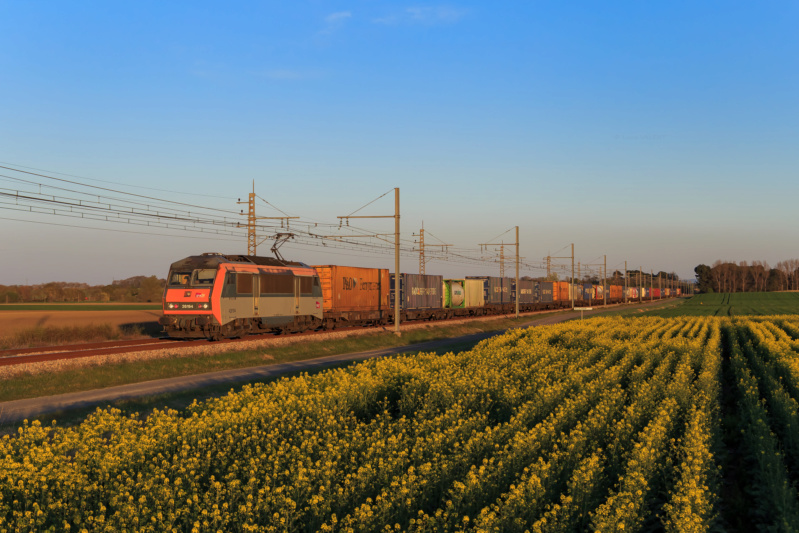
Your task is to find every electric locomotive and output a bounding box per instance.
[159,253,323,340]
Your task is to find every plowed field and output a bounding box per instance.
[0,308,161,336]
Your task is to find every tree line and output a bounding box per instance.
[524,270,681,285]
[694,260,799,293]
[0,276,166,303]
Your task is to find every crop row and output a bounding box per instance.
[3,316,799,531]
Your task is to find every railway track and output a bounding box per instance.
[0,323,380,368]
[0,300,677,368]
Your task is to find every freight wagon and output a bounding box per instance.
[313,265,390,329]
[610,285,623,300]
[443,278,485,314]
[513,279,537,305]
[466,276,513,307]
[390,273,444,320]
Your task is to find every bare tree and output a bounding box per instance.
[738,261,748,292]
[761,261,771,291]
[776,261,790,291]
[789,259,799,291]
[728,263,739,293]
[751,260,767,292]
[711,260,724,293]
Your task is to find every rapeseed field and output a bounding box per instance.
[3,315,799,531]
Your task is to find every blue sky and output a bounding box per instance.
[1,1,797,284]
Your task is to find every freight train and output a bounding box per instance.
[159,253,678,340]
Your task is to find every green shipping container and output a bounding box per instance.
[443,279,466,308]
[443,279,485,309]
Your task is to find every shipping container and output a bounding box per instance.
[569,283,583,301]
[539,281,554,303]
[652,288,662,298]
[582,284,594,301]
[443,279,466,309]
[391,273,443,310]
[313,265,389,313]
[443,279,485,308]
[514,279,536,304]
[593,285,604,300]
[626,287,639,300]
[610,285,623,300]
[555,281,570,302]
[503,277,514,303]
[466,276,511,305]
[464,280,484,307]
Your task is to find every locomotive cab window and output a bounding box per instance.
[168,271,193,286]
[192,269,217,286]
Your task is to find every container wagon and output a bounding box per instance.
[313,265,390,329]
[443,278,485,315]
[391,273,444,320]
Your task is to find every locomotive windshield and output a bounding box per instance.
[168,269,217,287]
[192,269,217,286]
[168,271,192,286]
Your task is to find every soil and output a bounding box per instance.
[0,310,162,335]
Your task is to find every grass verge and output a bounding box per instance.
[0,313,559,406]
[573,297,687,319]
[0,323,158,350]
[0,304,162,311]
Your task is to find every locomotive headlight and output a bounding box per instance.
[202,303,209,309]
[168,303,175,309]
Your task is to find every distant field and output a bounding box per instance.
[0,307,162,338]
[645,292,799,317]
[0,303,161,311]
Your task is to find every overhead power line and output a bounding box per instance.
[0,163,555,277]
[0,160,238,200]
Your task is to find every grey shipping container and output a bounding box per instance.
[513,279,536,304]
[391,273,443,310]
[467,276,511,305]
[502,277,514,304]
[539,281,554,303]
